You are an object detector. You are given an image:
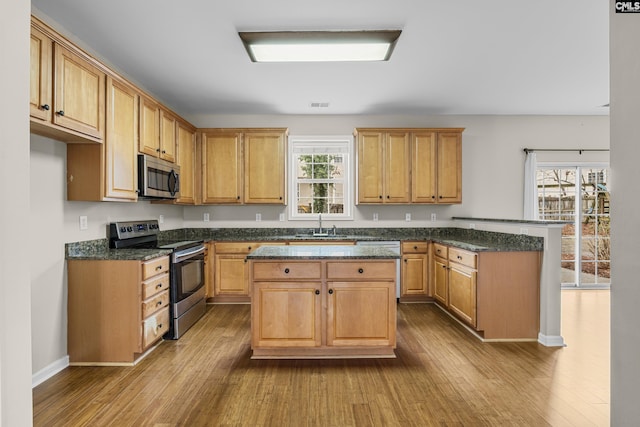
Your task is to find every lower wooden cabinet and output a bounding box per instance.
[400,241,428,301]
[250,259,397,358]
[431,242,541,340]
[67,255,170,364]
[210,241,285,303]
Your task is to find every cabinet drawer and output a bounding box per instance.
[402,241,428,254]
[449,247,477,269]
[141,289,169,318]
[252,261,322,280]
[326,261,396,280]
[142,307,169,349]
[142,272,170,299]
[215,242,258,254]
[142,256,169,280]
[433,243,448,258]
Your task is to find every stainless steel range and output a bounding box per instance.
[108,220,206,339]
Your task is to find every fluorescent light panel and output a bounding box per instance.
[239,30,401,62]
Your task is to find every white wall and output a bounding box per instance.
[1,0,33,425]
[610,5,640,425]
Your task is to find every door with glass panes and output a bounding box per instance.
[536,165,610,287]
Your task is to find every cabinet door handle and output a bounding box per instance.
[358,268,364,274]
[56,110,64,116]
[315,289,320,295]
[328,289,334,294]
[284,268,290,274]
[41,104,50,111]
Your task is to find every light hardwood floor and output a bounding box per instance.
[33,290,609,426]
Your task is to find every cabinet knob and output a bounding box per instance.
[457,255,462,260]
[41,104,50,111]
[157,324,163,329]
[156,283,163,289]
[279,196,283,200]
[156,301,163,307]
[162,150,166,154]
[156,265,163,271]
[284,268,290,274]
[56,110,64,116]
[379,195,383,199]
[439,195,443,199]
[386,195,390,199]
[315,289,320,295]
[442,265,447,269]
[404,259,408,263]
[414,246,418,250]
[328,289,334,294]
[237,196,241,200]
[248,246,252,250]
[358,268,364,274]
[156,148,161,152]
[432,195,435,199]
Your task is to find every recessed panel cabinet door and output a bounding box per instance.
[202,132,243,203]
[433,257,448,306]
[384,132,410,203]
[176,123,196,204]
[30,28,52,122]
[402,255,428,296]
[244,132,285,204]
[448,263,477,327]
[357,132,384,203]
[215,255,249,295]
[53,44,105,140]
[105,77,138,200]
[160,110,177,162]
[251,282,322,348]
[411,131,437,203]
[437,132,462,203]
[139,97,160,157]
[326,281,396,347]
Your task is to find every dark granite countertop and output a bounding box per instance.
[65,239,172,261]
[246,245,401,260]
[66,227,544,260]
[452,217,571,226]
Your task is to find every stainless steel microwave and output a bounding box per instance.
[138,154,180,199]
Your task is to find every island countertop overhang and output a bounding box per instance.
[246,244,401,260]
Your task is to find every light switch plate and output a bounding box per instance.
[159,215,164,224]
[430,213,437,222]
[256,213,262,222]
[373,213,379,222]
[203,213,210,222]
[79,216,88,230]
[405,213,411,221]
[279,213,285,222]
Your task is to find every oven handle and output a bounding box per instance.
[173,245,205,263]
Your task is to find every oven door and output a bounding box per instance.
[172,245,205,303]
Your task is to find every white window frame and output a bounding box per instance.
[288,135,354,221]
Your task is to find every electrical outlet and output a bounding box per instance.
[469,223,475,229]
[79,216,88,230]
[430,213,437,222]
[256,213,262,222]
[520,228,529,235]
[279,213,285,222]
[203,213,210,222]
[159,215,164,224]
[373,212,379,222]
[405,213,411,221]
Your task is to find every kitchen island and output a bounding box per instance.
[247,245,400,359]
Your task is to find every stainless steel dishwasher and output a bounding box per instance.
[355,241,401,298]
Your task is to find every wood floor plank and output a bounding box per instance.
[33,290,609,426]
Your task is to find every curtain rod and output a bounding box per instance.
[523,148,609,155]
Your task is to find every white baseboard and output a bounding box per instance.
[538,333,566,347]
[32,355,69,388]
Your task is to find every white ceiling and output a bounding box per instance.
[31,0,609,117]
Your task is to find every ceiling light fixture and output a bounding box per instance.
[238,30,402,62]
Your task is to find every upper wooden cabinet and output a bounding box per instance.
[66,76,138,201]
[175,120,197,204]
[356,128,463,205]
[139,97,176,162]
[30,19,105,143]
[200,128,287,205]
[244,131,286,204]
[356,130,410,203]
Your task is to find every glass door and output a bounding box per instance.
[536,165,610,288]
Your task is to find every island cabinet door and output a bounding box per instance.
[326,282,396,347]
[251,282,322,348]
